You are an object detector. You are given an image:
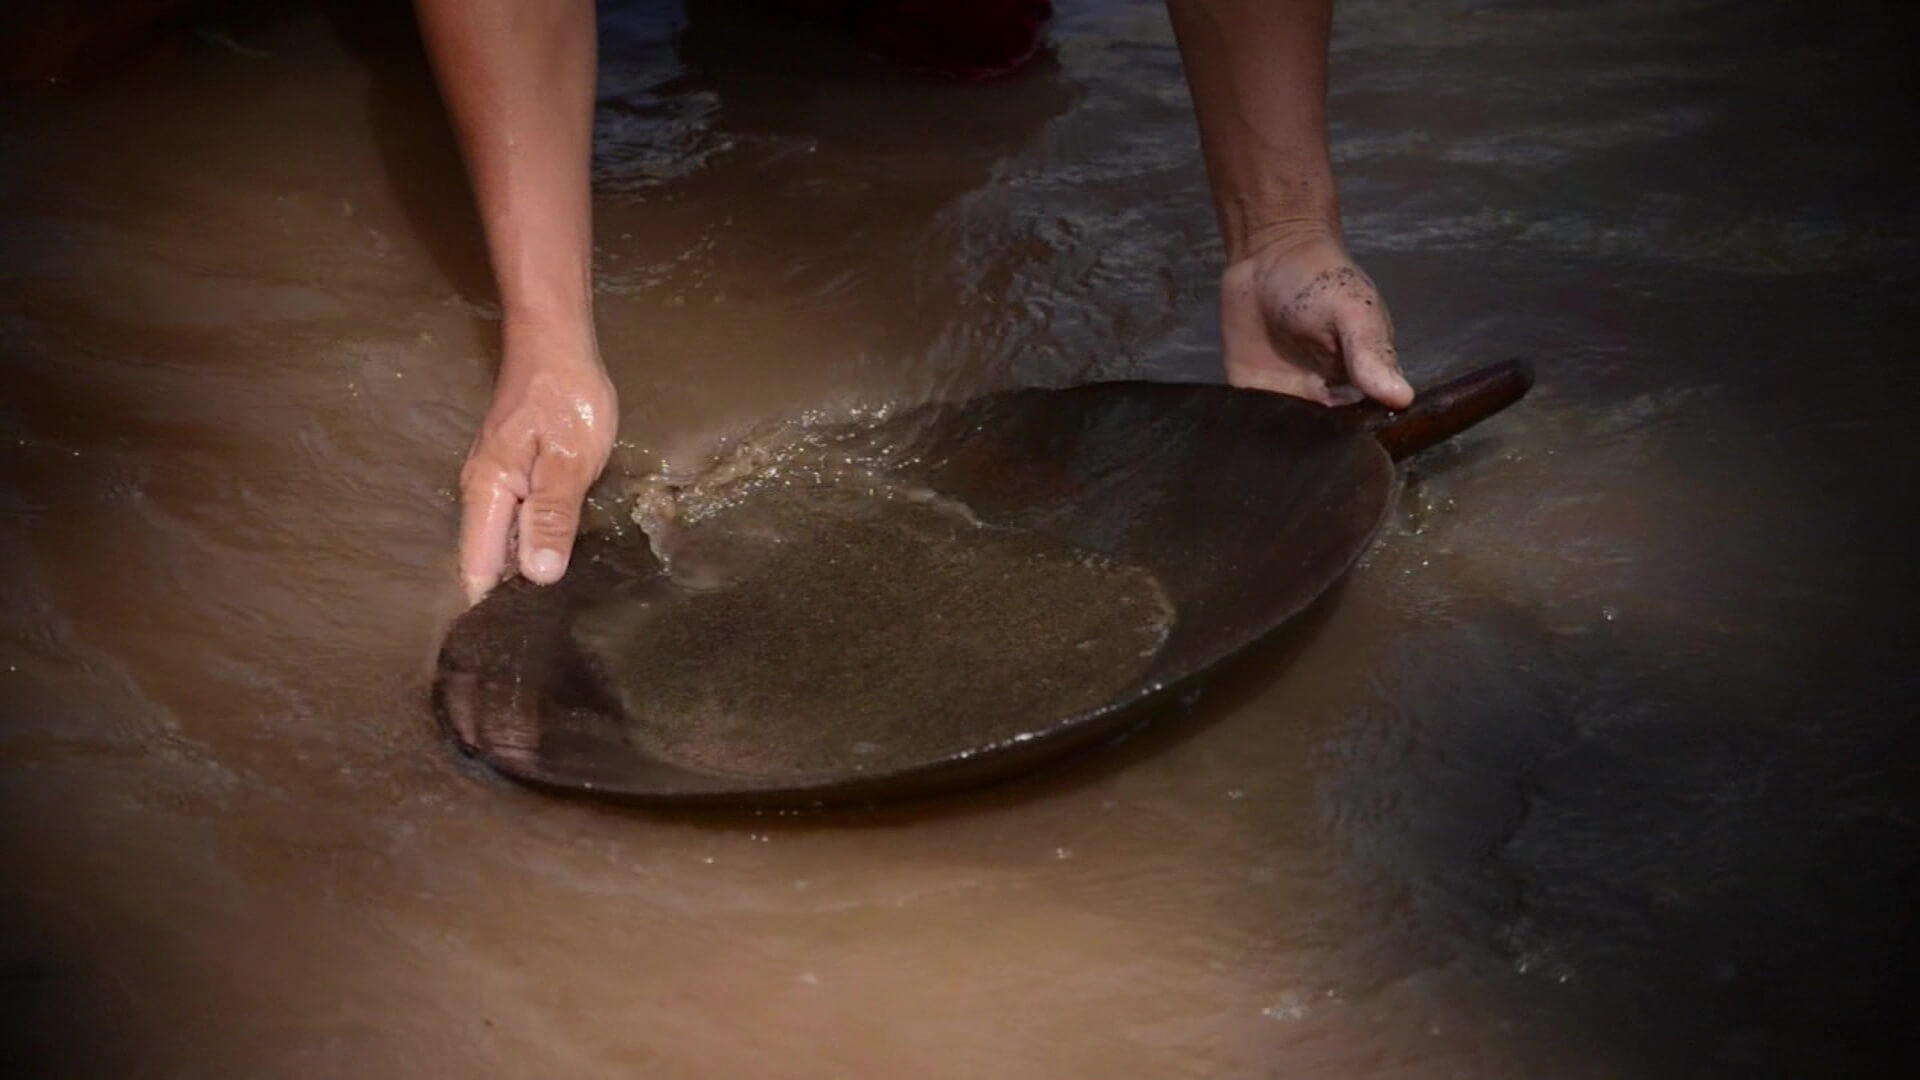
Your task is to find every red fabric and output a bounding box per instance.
[772,0,1054,79]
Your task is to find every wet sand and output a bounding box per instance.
[587,478,1174,781]
[4,0,1918,1077]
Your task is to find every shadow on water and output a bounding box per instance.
[1304,593,1920,1078]
[314,0,493,309]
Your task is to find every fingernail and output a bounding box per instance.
[527,548,567,584]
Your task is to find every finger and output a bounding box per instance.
[517,444,595,586]
[1336,314,1413,410]
[459,466,521,606]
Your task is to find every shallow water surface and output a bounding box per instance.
[3,0,1917,1077]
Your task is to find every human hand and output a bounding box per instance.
[1218,226,1414,411]
[459,320,618,606]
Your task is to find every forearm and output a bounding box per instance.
[1165,0,1341,261]
[412,0,599,333]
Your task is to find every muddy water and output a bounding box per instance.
[3,0,1917,1077]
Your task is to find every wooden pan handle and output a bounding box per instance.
[1340,358,1536,461]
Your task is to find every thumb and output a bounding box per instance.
[1336,314,1413,411]
[517,445,593,585]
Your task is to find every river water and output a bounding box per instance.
[3,0,1916,1076]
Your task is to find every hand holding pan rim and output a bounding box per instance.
[432,358,1536,810]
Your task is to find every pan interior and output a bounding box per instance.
[569,472,1176,783]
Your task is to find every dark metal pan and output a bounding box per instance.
[434,359,1534,809]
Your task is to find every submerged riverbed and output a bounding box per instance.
[3,0,1917,1076]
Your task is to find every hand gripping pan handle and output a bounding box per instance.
[1339,358,1536,461]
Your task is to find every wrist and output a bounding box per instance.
[499,309,602,377]
[499,280,594,333]
[491,229,595,337]
[1221,200,1344,265]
